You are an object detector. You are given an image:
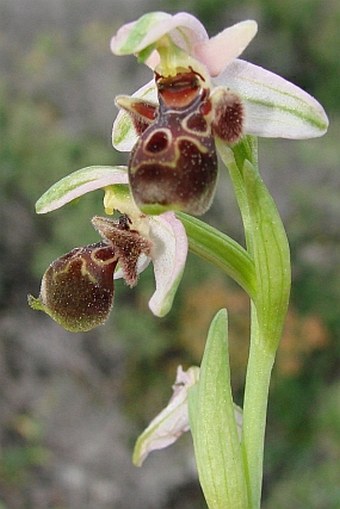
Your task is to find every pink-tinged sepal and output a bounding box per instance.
[133,366,200,466]
[111,13,328,146]
[110,12,208,58]
[215,59,329,139]
[194,20,258,77]
[148,212,188,317]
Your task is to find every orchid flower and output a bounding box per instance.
[28,166,188,332]
[110,12,328,215]
[133,365,199,466]
[133,364,243,467]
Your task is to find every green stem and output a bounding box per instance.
[241,306,275,508]
[217,137,290,508]
[215,138,256,251]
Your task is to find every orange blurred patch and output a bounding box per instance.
[178,278,329,386]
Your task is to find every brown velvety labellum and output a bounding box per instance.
[129,73,218,215]
[39,242,118,332]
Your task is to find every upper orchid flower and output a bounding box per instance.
[111,12,328,215]
[28,166,188,332]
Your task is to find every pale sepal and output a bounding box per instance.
[215,59,329,139]
[195,20,257,77]
[133,365,199,467]
[101,189,188,317]
[111,12,208,56]
[35,166,128,214]
[148,212,188,317]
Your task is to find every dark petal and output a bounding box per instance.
[91,216,151,286]
[28,242,118,332]
[115,95,158,135]
[211,88,244,144]
[184,113,209,133]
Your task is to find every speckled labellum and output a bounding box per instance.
[28,215,152,332]
[116,69,244,216]
[28,242,119,332]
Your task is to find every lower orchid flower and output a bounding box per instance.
[133,365,200,467]
[132,364,243,467]
[28,166,188,332]
[111,12,328,215]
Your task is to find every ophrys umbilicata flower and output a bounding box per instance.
[28,166,188,332]
[111,12,329,215]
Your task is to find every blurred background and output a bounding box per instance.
[0,0,339,507]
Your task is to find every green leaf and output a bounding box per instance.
[177,212,256,299]
[217,137,290,353]
[35,165,128,214]
[188,309,248,509]
[243,159,291,351]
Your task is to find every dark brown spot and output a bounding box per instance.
[145,130,169,153]
[185,113,208,133]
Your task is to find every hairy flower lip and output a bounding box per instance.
[28,242,119,333]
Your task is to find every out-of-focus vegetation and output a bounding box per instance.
[0,0,339,507]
